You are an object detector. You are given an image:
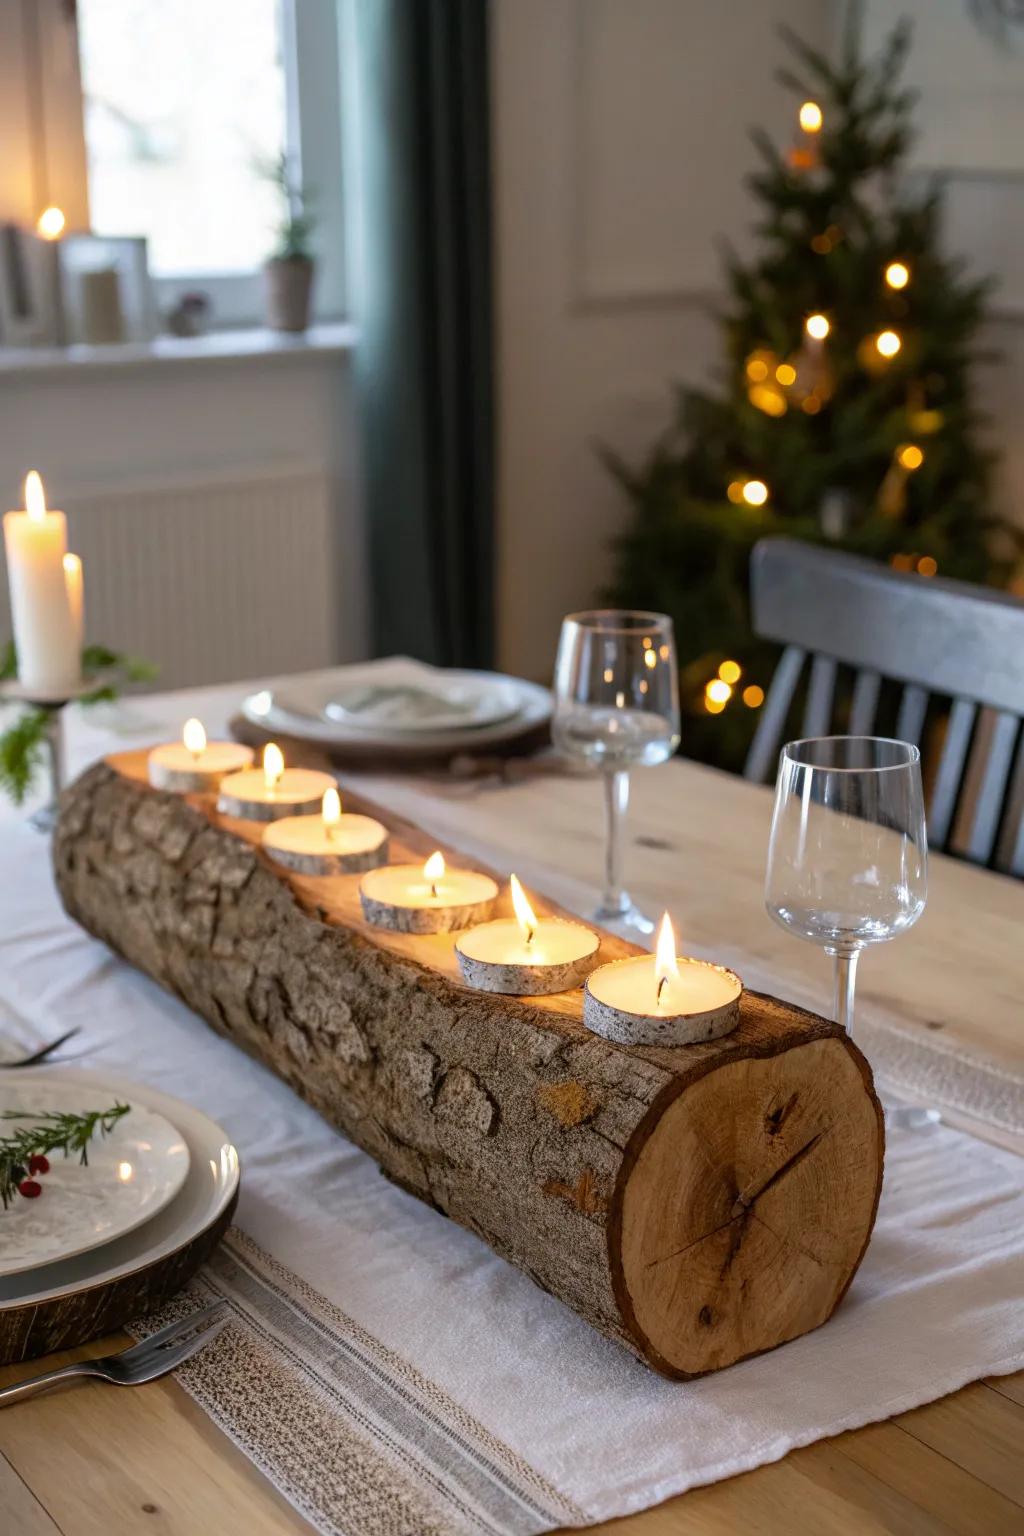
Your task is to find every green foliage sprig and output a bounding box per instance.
[0,642,156,805]
[259,152,317,262]
[0,1102,130,1207]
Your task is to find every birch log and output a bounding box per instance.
[53,754,884,1379]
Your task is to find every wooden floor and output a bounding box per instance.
[3,750,1023,1534]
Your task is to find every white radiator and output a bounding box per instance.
[0,465,340,690]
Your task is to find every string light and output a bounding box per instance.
[775,363,797,386]
[876,329,902,358]
[810,233,832,254]
[726,480,745,504]
[805,313,830,341]
[890,553,914,571]
[799,101,823,133]
[802,394,823,415]
[36,206,65,241]
[749,382,787,417]
[741,479,769,507]
[897,443,924,470]
[718,660,741,685]
[706,679,732,705]
[742,685,765,708]
[705,696,726,715]
[917,555,938,577]
[885,261,910,290]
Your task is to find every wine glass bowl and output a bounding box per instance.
[553,610,680,931]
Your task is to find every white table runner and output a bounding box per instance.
[1,677,1022,1534]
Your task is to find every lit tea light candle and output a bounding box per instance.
[3,471,80,695]
[455,875,599,996]
[148,718,254,794]
[217,742,334,822]
[262,787,389,876]
[360,850,498,934]
[583,912,742,1045]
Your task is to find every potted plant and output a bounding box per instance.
[262,154,316,333]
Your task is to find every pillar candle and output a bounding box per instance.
[3,472,80,695]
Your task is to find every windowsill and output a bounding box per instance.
[0,323,357,381]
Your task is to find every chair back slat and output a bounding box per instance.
[964,711,1020,866]
[747,539,1024,874]
[744,644,805,784]
[895,685,929,747]
[802,655,836,738]
[927,698,977,848]
[848,669,881,736]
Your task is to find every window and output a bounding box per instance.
[3,0,346,329]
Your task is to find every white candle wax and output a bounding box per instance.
[3,474,80,695]
[455,918,599,996]
[263,811,388,876]
[586,954,741,1018]
[148,739,253,794]
[360,862,498,934]
[217,765,335,822]
[63,553,83,654]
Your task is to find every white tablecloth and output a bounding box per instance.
[1,674,1022,1535]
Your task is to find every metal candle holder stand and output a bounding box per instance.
[0,677,96,832]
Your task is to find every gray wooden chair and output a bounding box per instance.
[744,538,1024,876]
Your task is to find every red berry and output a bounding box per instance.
[18,1179,42,1199]
[28,1154,50,1175]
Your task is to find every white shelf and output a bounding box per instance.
[0,323,356,381]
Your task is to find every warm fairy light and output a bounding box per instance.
[876,329,902,358]
[603,667,613,683]
[183,718,207,759]
[36,205,66,241]
[745,355,769,382]
[917,555,938,577]
[644,646,657,669]
[897,443,924,470]
[706,678,732,705]
[654,912,681,1009]
[776,362,797,386]
[743,684,765,708]
[718,659,741,685]
[25,471,46,521]
[885,261,910,290]
[749,383,787,417]
[322,786,342,838]
[263,742,285,791]
[423,850,445,898]
[742,479,769,507]
[799,101,823,133]
[805,313,830,341]
[890,552,914,572]
[509,873,538,945]
[802,394,823,415]
[727,480,745,504]
[705,696,726,715]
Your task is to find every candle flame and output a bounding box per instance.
[424,850,445,898]
[510,873,538,945]
[322,786,342,838]
[183,718,206,759]
[25,471,46,522]
[654,912,680,1008]
[37,205,66,241]
[263,742,284,791]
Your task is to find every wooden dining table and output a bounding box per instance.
[1,708,1022,1536]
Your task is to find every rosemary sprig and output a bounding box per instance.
[0,1103,131,1208]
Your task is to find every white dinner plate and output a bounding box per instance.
[0,1075,191,1278]
[0,1072,238,1307]
[322,675,523,734]
[243,670,551,756]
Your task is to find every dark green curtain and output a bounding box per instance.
[349,0,494,667]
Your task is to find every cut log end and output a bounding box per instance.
[611,1036,882,1376]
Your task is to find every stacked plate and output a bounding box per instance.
[241,665,552,761]
[0,1071,238,1355]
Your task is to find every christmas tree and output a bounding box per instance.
[606,13,1019,772]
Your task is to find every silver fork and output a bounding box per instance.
[0,1300,228,1407]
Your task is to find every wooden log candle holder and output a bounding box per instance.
[52,753,885,1380]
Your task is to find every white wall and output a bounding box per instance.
[492,0,1024,681]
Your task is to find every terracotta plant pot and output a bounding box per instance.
[264,257,315,333]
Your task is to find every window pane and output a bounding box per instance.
[77,0,288,277]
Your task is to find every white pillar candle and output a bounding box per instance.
[63,553,83,654]
[217,742,335,822]
[3,471,80,696]
[583,913,741,1046]
[148,718,254,794]
[263,788,389,876]
[455,875,599,995]
[360,852,497,934]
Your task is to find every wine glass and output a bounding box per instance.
[552,610,680,933]
[765,736,934,1127]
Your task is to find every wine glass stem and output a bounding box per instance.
[602,769,630,914]
[833,949,859,1037]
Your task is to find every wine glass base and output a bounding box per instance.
[885,1103,942,1131]
[591,898,655,936]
